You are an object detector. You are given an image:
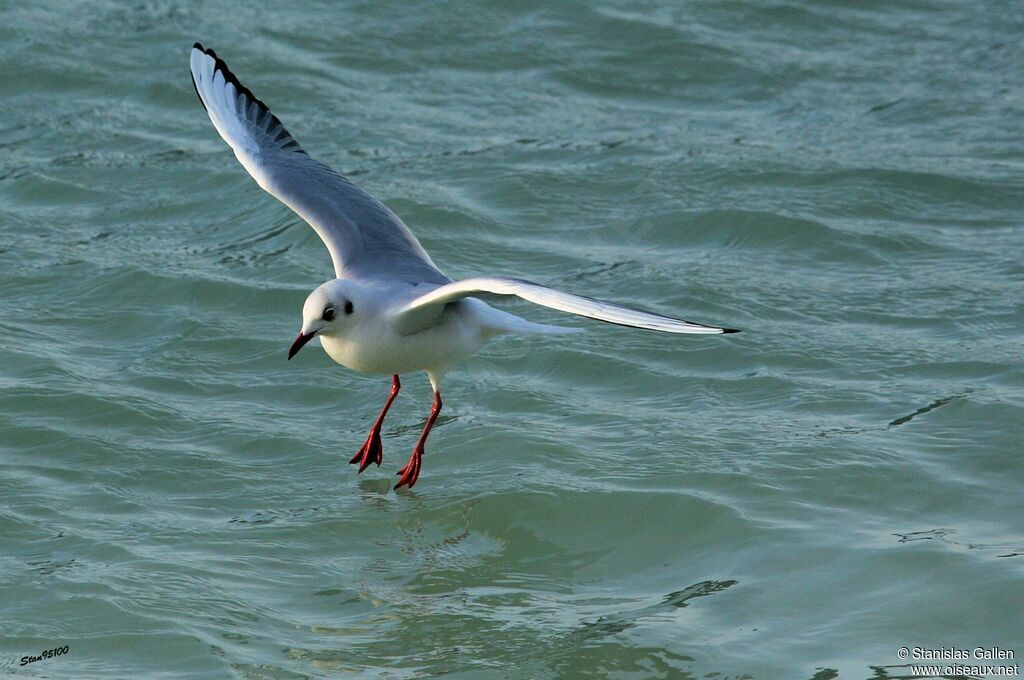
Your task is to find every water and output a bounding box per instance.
[2,2,1022,678]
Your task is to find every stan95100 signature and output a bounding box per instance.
[20,644,69,666]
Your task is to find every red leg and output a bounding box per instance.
[395,390,442,490]
[350,375,401,473]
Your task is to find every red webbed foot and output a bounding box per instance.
[350,430,383,472]
[394,389,442,491]
[394,446,424,489]
[349,375,400,475]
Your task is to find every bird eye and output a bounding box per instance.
[344,300,354,315]
[322,306,336,321]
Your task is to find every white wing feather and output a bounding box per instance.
[396,276,739,335]
[189,44,448,285]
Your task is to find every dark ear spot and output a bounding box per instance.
[344,300,354,315]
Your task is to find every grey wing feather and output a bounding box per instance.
[396,276,740,335]
[189,44,449,285]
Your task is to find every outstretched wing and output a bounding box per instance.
[189,43,449,285]
[395,276,740,335]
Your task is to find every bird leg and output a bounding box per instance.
[350,374,401,473]
[395,390,442,490]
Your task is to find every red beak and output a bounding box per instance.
[288,331,316,360]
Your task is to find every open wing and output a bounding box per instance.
[189,43,449,285]
[395,276,740,335]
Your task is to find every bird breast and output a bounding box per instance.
[318,303,489,376]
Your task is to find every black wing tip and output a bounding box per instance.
[191,43,258,108]
[721,328,741,334]
[192,42,219,61]
[189,42,306,154]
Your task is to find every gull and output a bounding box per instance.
[189,43,739,489]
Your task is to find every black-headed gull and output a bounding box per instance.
[189,44,739,489]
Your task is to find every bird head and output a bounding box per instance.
[289,279,360,360]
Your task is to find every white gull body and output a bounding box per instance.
[189,43,738,489]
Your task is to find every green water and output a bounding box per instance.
[2,2,1022,678]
